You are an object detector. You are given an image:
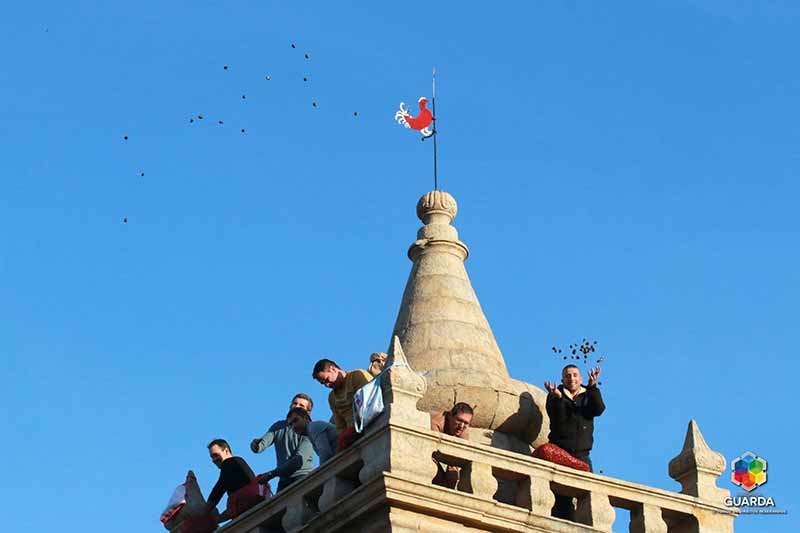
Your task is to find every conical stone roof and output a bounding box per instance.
[391,190,547,445]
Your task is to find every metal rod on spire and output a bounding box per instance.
[432,68,438,191]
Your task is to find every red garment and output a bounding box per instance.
[337,426,361,451]
[160,500,185,525]
[179,514,217,533]
[226,476,272,519]
[532,443,591,472]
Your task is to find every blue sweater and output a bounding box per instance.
[253,420,314,481]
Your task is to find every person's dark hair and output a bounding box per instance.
[292,392,314,412]
[286,406,312,422]
[562,364,580,374]
[451,402,474,417]
[312,358,339,378]
[207,438,230,451]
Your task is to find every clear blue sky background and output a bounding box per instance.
[1,1,797,531]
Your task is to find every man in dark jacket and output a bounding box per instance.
[544,364,605,519]
[204,438,256,523]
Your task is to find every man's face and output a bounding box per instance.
[562,367,582,393]
[209,444,231,469]
[314,366,339,389]
[287,413,309,435]
[447,411,473,438]
[291,396,311,412]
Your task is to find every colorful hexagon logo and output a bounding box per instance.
[731,451,767,492]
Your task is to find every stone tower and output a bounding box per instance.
[164,191,736,533]
[391,190,547,447]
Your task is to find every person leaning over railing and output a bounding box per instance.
[204,439,257,523]
[312,358,373,451]
[250,393,315,492]
[429,402,474,489]
[286,406,339,464]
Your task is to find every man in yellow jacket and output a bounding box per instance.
[312,358,373,450]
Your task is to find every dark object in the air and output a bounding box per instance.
[140,172,144,177]
[123,217,128,224]
[241,128,246,133]
[304,53,309,59]
[218,120,224,125]
[198,115,204,120]
[242,95,246,100]
[291,43,296,48]
[265,75,271,80]
[354,111,358,117]
[189,118,195,123]
[224,65,229,70]
[303,76,308,82]
[123,135,128,140]
[312,101,317,108]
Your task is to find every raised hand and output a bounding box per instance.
[588,366,601,387]
[544,380,562,398]
[250,439,261,453]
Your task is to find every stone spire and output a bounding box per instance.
[391,191,546,444]
[668,420,729,501]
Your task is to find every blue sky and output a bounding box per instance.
[1,1,797,531]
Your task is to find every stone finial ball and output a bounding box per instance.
[416,190,458,224]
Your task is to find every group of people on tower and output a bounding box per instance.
[190,357,604,527]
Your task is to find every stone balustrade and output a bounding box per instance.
[215,418,734,533]
[175,338,736,533]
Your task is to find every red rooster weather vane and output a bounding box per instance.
[395,68,440,190]
[395,97,434,138]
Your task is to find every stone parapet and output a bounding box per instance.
[218,419,736,533]
[216,344,735,532]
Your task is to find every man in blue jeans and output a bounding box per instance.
[544,365,606,520]
[250,393,315,491]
